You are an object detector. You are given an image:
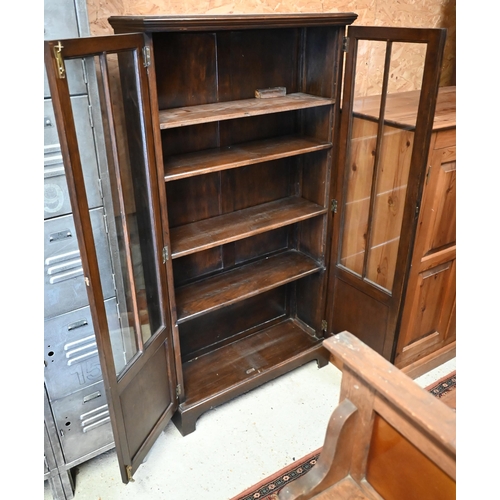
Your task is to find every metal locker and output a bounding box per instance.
[44,97,102,219]
[43,0,87,98]
[50,380,114,466]
[44,299,126,403]
[44,208,115,319]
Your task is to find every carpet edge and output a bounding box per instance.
[229,448,321,500]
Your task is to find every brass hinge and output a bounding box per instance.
[331,199,338,213]
[322,320,328,332]
[163,246,169,264]
[53,41,66,79]
[142,46,151,68]
[415,202,420,218]
[176,384,181,397]
[342,37,349,52]
[126,465,135,482]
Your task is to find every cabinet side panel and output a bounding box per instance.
[296,271,327,332]
[304,26,339,98]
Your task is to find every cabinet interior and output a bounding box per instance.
[153,27,340,405]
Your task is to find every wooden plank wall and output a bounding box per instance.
[86,0,455,94]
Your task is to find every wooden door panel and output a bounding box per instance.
[425,149,456,253]
[394,127,456,367]
[396,257,455,365]
[120,343,174,459]
[331,278,388,355]
[401,259,455,348]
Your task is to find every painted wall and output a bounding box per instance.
[86,0,455,88]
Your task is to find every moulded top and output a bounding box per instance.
[108,13,359,33]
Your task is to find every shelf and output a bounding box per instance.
[175,250,323,323]
[159,92,335,130]
[181,318,322,406]
[164,135,332,181]
[170,197,327,259]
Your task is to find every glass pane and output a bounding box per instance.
[365,42,425,291]
[340,40,385,277]
[64,50,162,376]
[340,40,426,293]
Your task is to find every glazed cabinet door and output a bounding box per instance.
[327,26,447,359]
[44,34,178,483]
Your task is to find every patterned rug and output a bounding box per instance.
[230,371,456,500]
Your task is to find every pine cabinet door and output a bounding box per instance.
[395,129,456,367]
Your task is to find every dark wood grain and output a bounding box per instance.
[178,287,287,361]
[164,135,332,181]
[109,13,358,34]
[170,197,327,258]
[176,250,323,322]
[158,93,334,129]
[181,318,322,405]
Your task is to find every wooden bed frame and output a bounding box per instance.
[279,331,456,500]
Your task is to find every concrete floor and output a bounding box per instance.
[44,356,456,500]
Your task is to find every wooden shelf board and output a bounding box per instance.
[176,250,323,323]
[159,92,334,129]
[171,197,327,258]
[164,135,332,181]
[181,318,321,406]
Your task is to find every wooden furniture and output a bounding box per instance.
[394,87,456,374]
[44,15,447,483]
[327,83,456,364]
[279,331,456,500]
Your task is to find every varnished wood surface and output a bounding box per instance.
[366,415,455,500]
[170,197,327,258]
[395,127,456,368]
[109,13,358,33]
[326,333,455,454]
[279,331,455,500]
[164,135,332,181]
[181,318,321,406]
[352,86,456,131]
[175,250,323,322]
[306,477,376,499]
[159,93,334,129]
